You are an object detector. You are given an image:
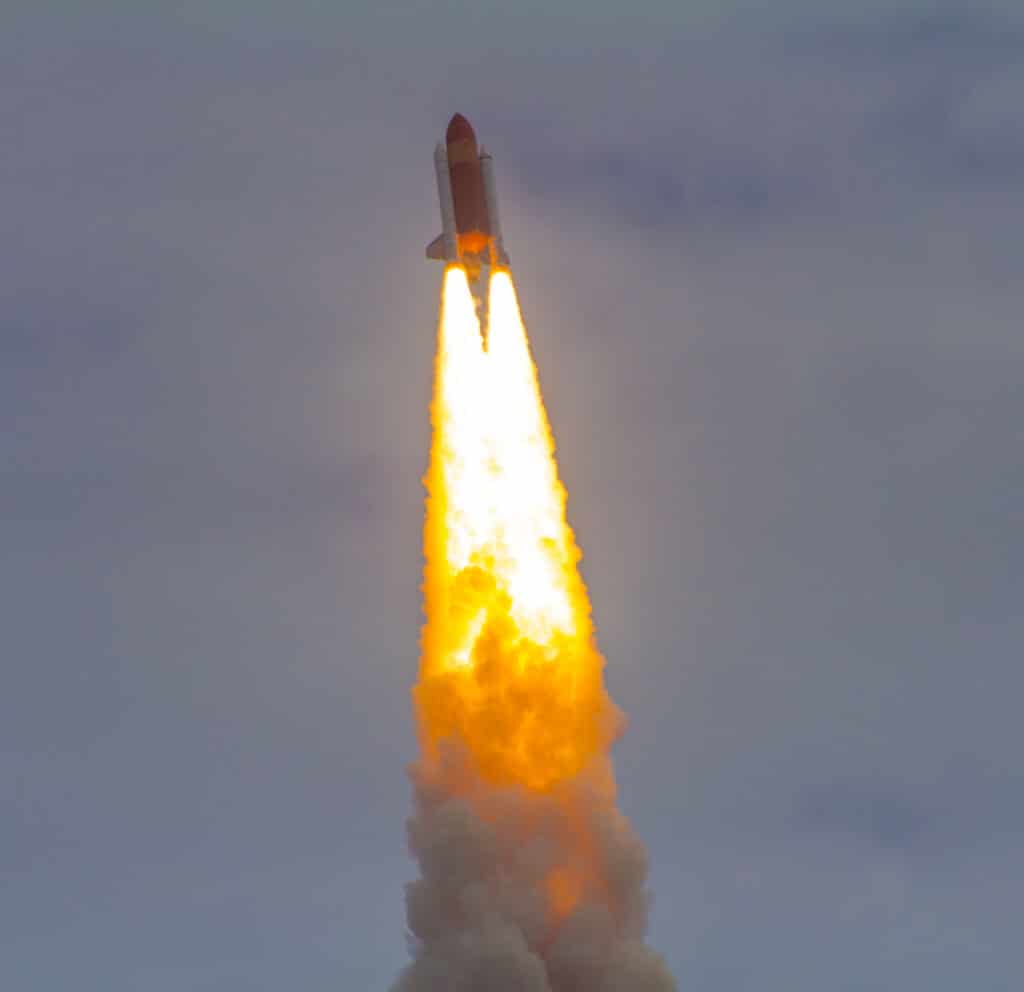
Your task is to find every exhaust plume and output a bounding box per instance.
[395,267,674,992]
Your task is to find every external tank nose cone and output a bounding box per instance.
[446,113,476,144]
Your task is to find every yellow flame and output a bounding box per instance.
[416,266,621,794]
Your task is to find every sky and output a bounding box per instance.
[3,2,1023,989]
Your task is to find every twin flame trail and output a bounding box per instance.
[418,268,617,789]
[395,267,675,992]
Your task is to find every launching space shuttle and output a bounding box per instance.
[426,114,509,311]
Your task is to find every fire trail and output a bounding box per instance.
[394,267,675,992]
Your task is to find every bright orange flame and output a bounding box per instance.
[416,266,621,795]
[546,866,585,918]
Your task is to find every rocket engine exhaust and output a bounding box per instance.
[393,265,675,992]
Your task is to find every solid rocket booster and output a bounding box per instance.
[479,148,505,263]
[433,142,458,260]
[426,114,510,285]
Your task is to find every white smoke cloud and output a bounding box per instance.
[393,746,676,992]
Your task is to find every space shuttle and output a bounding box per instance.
[426,113,509,312]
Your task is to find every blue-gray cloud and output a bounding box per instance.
[492,11,1024,232]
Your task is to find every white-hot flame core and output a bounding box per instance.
[433,267,576,655]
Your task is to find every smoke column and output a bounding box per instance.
[394,267,675,992]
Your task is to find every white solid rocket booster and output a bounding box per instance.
[479,147,507,265]
[433,142,458,260]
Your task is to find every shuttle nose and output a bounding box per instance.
[446,113,476,145]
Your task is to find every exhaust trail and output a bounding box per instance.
[395,266,675,992]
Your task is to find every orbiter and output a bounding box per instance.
[426,113,509,312]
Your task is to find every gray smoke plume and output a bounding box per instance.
[393,745,675,992]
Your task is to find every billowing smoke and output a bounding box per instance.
[393,748,675,992]
[394,268,675,992]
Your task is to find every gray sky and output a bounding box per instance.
[3,3,1022,989]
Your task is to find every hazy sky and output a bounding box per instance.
[3,3,1022,990]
